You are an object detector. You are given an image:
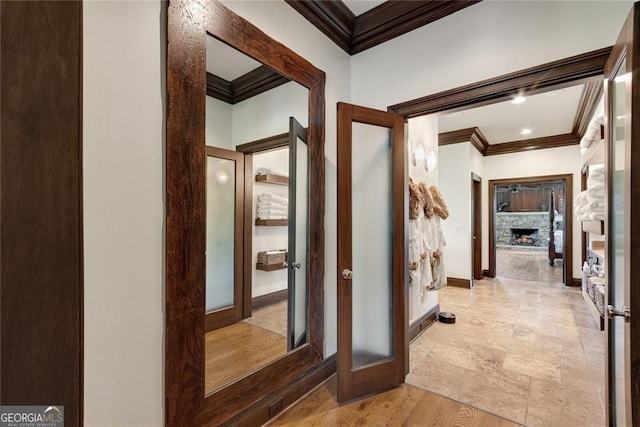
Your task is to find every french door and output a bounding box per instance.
[204,146,244,331]
[287,117,308,350]
[336,102,407,403]
[604,2,640,424]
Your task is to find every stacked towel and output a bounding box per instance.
[580,116,604,149]
[587,165,605,186]
[575,165,606,222]
[257,192,288,220]
[258,192,288,205]
[256,167,287,177]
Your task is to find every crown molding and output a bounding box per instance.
[206,72,233,104]
[351,1,481,54]
[286,0,480,55]
[484,133,579,156]
[285,0,353,53]
[206,66,290,104]
[388,46,612,118]
[572,80,604,138]
[438,127,489,154]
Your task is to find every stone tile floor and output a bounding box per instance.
[408,276,605,426]
[496,247,564,283]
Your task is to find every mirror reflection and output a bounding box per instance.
[204,35,309,395]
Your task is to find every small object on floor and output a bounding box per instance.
[438,312,456,324]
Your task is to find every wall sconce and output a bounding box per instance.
[425,149,437,172]
[411,142,425,167]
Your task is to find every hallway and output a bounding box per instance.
[407,277,605,426]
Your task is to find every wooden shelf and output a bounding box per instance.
[255,219,287,226]
[255,174,288,186]
[582,220,604,235]
[256,262,287,272]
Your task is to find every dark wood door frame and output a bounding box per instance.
[1,1,83,423]
[236,131,289,319]
[471,173,483,281]
[204,146,245,332]
[488,174,573,285]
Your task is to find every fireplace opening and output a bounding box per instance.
[510,228,538,246]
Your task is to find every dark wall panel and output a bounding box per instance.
[1,2,82,425]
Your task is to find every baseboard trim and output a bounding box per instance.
[252,289,288,311]
[447,277,472,288]
[482,269,493,278]
[569,277,581,287]
[223,354,337,426]
[409,304,440,342]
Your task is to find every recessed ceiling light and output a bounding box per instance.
[520,128,532,135]
[512,96,527,104]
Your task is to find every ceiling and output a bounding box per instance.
[439,85,590,145]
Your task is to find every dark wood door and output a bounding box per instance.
[205,146,245,332]
[336,102,406,403]
[604,3,640,423]
[472,173,483,280]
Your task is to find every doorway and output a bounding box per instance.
[488,174,573,286]
[472,173,483,281]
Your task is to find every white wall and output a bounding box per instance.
[438,143,472,281]
[231,81,308,146]
[481,145,584,278]
[206,97,233,149]
[84,1,164,425]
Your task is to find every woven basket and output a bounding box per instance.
[257,250,287,265]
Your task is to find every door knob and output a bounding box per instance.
[291,262,301,269]
[607,305,630,322]
[342,269,353,280]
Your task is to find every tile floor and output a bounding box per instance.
[496,247,564,283]
[407,275,605,426]
[243,300,288,337]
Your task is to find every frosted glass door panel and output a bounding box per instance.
[294,137,308,345]
[206,157,236,311]
[609,58,628,426]
[351,122,393,367]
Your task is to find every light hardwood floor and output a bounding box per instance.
[205,321,287,394]
[267,375,520,426]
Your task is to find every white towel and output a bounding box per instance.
[590,164,605,175]
[583,199,605,213]
[574,191,588,208]
[257,213,287,220]
[580,115,604,148]
[586,182,605,199]
[257,201,288,211]
[258,208,288,216]
[256,167,287,177]
[258,192,288,206]
[587,211,605,221]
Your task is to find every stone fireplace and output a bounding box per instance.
[496,212,549,248]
